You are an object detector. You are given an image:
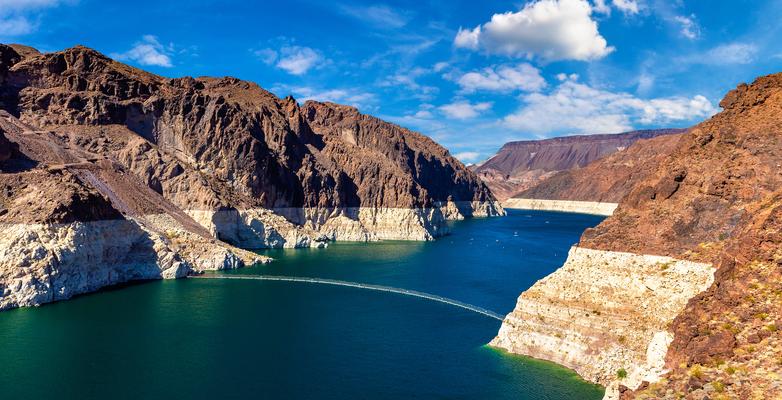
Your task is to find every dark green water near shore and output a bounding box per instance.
[0,210,605,399]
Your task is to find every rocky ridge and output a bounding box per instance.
[515,133,685,204]
[493,73,782,399]
[0,43,501,310]
[473,129,685,201]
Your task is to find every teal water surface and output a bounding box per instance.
[0,210,605,399]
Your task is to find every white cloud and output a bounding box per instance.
[439,101,492,120]
[0,16,34,36]
[503,76,716,135]
[274,46,323,75]
[456,63,546,93]
[673,15,699,39]
[454,151,481,163]
[432,62,449,72]
[277,85,376,109]
[454,26,481,50]
[0,0,62,10]
[674,42,758,67]
[0,0,65,37]
[703,43,758,65]
[592,0,611,15]
[453,0,614,62]
[378,67,439,100]
[636,72,654,94]
[112,35,173,67]
[339,4,412,29]
[253,48,278,65]
[612,0,641,14]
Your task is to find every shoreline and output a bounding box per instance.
[502,199,618,216]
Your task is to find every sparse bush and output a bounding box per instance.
[617,368,628,379]
[724,365,736,375]
[689,364,704,379]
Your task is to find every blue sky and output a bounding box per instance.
[2,0,781,163]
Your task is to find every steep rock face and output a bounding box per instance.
[0,127,13,163]
[494,73,782,400]
[1,44,501,248]
[0,43,501,310]
[473,129,685,201]
[512,133,684,204]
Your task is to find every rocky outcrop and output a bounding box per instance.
[1,44,501,243]
[0,43,501,310]
[514,133,684,205]
[494,73,782,399]
[0,127,13,163]
[491,247,714,399]
[502,198,618,216]
[473,129,685,201]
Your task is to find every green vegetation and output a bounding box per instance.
[616,368,628,379]
[689,364,704,379]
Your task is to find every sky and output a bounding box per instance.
[1,0,781,163]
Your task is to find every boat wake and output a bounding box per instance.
[190,274,504,321]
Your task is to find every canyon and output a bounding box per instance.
[504,132,685,215]
[0,43,502,311]
[472,129,684,201]
[492,73,782,399]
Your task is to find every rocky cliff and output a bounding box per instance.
[493,73,782,400]
[473,129,685,201]
[0,43,501,310]
[515,133,684,204]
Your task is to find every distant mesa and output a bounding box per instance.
[472,129,685,202]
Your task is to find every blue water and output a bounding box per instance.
[0,210,605,399]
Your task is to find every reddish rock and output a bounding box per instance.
[515,132,685,203]
[473,129,684,200]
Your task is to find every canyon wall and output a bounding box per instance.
[0,43,502,310]
[494,72,782,400]
[473,129,684,201]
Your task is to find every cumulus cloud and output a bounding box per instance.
[439,101,492,120]
[339,4,412,29]
[456,63,546,93]
[112,35,173,67]
[454,0,614,62]
[503,76,716,135]
[256,45,324,75]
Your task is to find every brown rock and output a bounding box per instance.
[473,129,685,201]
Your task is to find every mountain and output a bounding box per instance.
[0,44,502,310]
[492,73,782,399]
[472,129,686,201]
[512,132,685,203]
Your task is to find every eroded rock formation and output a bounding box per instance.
[0,43,501,310]
[473,129,685,201]
[494,73,782,400]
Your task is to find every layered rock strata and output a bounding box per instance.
[491,247,714,399]
[502,198,618,216]
[494,73,782,399]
